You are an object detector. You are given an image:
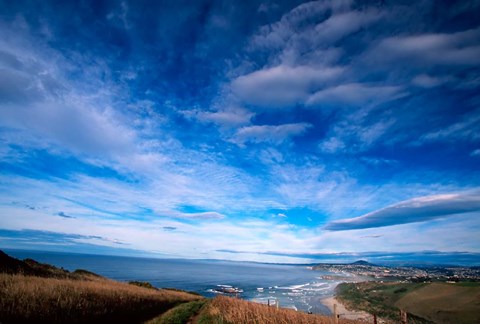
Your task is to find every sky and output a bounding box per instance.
[0,0,479,265]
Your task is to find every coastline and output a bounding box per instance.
[321,296,372,322]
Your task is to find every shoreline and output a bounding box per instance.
[320,296,372,322]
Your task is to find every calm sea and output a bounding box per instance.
[4,249,345,314]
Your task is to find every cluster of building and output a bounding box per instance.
[313,261,480,282]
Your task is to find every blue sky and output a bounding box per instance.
[0,0,480,265]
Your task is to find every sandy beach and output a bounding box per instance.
[321,296,372,322]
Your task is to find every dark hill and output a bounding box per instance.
[0,250,102,280]
[0,250,35,275]
[351,260,375,266]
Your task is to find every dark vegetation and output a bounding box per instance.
[129,280,158,290]
[0,250,102,280]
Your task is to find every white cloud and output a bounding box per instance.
[312,9,383,45]
[318,118,395,154]
[0,32,149,168]
[375,27,480,66]
[247,1,383,72]
[412,74,452,88]
[231,123,312,146]
[231,65,342,108]
[319,137,345,153]
[307,83,405,106]
[1,100,136,157]
[420,108,480,143]
[250,0,355,52]
[234,4,386,111]
[325,191,480,231]
[159,211,225,220]
[195,107,254,127]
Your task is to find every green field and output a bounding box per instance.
[336,281,480,323]
[395,282,480,324]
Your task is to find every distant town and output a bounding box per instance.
[313,260,480,282]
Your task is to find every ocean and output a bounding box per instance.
[4,249,345,314]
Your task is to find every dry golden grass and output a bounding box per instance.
[198,296,365,324]
[0,273,202,323]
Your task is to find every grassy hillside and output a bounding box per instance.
[395,282,480,324]
[0,273,202,323]
[336,281,480,323]
[0,250,202,323]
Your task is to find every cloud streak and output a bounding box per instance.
[375,27,480,66]
[231,65,342,108]
[232,123,312,145]
[325,191,480,231]
[216,249,480,265]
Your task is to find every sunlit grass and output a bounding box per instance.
[198,296,363,324]
[0,273,201,323]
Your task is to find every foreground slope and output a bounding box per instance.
[337,281,480,324]
[0,251,202,323]
[195,295,364,324]
[394,283,480,324]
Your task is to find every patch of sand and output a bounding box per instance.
[321,297,372,322]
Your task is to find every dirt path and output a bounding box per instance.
[321,297,374,322]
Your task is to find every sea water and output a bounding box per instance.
[5,249,345,314]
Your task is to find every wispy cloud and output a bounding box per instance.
[325,191,480,231]
[420,108,480,143]
[231,65,342,108]
[412,74,452,88]
[216,249,480,265]
[162,211,226,220]
[374,27,480,66]
[307,83,405,107]
[0,229,126,246]
[187,107,254,128]
[231,123,312,146]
